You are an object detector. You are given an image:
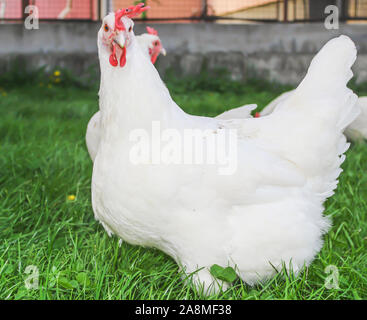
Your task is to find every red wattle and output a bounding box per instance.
[119,46,127,67]
[255,112,260,118]
[109,44,118,67]
[151,54,158,64]
[109,54,118,67]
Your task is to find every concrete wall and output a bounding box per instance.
[1,22,367,85]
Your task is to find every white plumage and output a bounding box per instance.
[216,104,257,120]
[262,92,367,142]
[86,28,166,161]
[91,11,359,293]
[345,97,367,141]
[221,86,367,143]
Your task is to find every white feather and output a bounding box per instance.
[86,32,161,161]
[216,104,257,120]
[344,97,367,141]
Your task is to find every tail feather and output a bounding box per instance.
[296,35,356,98]
[244,35,359,198]
[345,97,367,141]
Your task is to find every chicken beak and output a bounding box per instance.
[113,33,125,49]
[160,47,167,56]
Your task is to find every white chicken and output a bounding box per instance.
[86,25,166,161]
[137,26,167,64]
[91,4,359,293]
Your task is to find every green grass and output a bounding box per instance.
[1,76,367,300]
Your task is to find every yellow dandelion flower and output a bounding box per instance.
[54,70,61,77]
[54,78,61,83]
[2,92,7,97]
[67,195,76,201]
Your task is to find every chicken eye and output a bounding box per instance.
[128,26,132,32]
[104,24,109,32]
[154,41,159,46]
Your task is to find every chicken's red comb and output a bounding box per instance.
[115,3,150,30]
[146,26,158,36]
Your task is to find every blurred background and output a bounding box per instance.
[1,0,367,23]
[0,0,367,84]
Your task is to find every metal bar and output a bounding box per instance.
[22,0,30,19]
[302,0,307,20]
[355,0,358,16]
[284,0,288,21]
[100,0,107,19]
[336,0,345,21]
[292,16,367,22]
[293,0,296,20]
[98,0,101,20]
[0,0,6,19]
[90,0,93,20]
[201,0,208,20]
[343,16,367,20]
